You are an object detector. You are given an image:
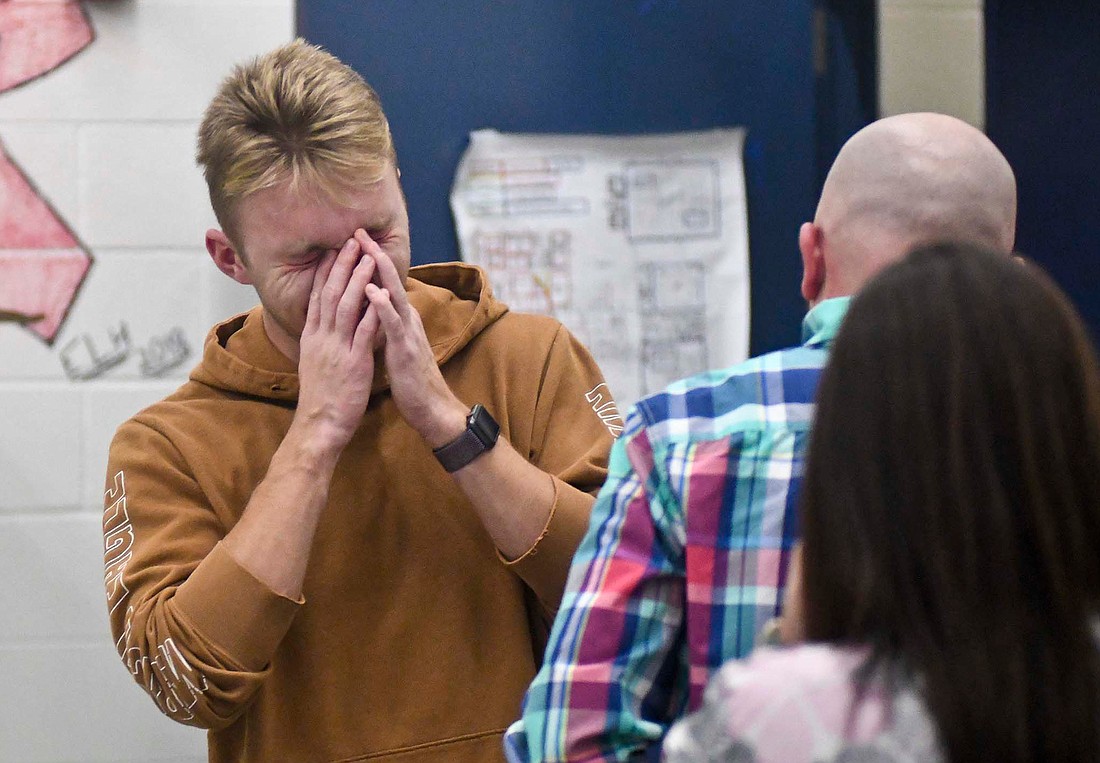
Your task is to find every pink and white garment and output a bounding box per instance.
[663,644,944,763]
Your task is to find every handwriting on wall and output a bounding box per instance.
[60,322,193,381]
[0,1,95,344]
[139,327,192,378]
[60,322,131,380]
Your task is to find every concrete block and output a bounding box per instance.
[0,385,82,510]
[0,643,206,762]
[46,250,206,383]
[0,0,294,122]
[83,380,185,508]
[0,122,81,226]
[0,251,206,383]
[0,325,72,380]
[78,123,216,248]
[0,513,109,643]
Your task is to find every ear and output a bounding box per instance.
[206,229,252,285]
[799,222,826,305]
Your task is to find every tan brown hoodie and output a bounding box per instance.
[103,263,616,762]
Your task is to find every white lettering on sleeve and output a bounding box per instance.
[104,470,209,722]
[585,383,624,437]
[103,471,132,615]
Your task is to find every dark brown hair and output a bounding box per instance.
[801,243,1100,761]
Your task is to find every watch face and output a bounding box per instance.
[469,404,500,446]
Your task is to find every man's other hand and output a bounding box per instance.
[355,229,467,449]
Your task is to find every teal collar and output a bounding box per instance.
[801,297,851,347]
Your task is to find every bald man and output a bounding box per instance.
[506,113,1017,763]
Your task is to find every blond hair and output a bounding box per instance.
[197,39,396,239]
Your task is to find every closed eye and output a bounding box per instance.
[286,248,327,268]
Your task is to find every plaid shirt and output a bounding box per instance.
[506,298,850,763]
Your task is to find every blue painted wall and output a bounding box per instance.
[298,2,873,354]
[986,1,1100,341]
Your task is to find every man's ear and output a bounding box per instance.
[799,222,826,305]
[206,229,252,285]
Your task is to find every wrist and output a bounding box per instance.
[415,397,469,449]
[284,414,351,468]
[431,403,500,473]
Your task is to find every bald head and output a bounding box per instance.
[807,113,1016,299]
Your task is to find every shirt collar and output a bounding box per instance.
[801,296,851,347]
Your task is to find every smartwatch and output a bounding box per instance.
[432,404,500,473]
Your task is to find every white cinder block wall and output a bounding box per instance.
[0,1,292,760]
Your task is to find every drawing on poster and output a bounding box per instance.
[0,0,95,344]
[463,156,589,217]
[469,229,573,315]
[467,225,636,371]
[637,261,708,393]
[452,129,750,408]
[625,160,720,241]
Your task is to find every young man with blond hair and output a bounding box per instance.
[103,40,614,763]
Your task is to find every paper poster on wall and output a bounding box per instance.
[450,128,750,410]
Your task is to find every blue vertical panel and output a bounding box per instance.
[815,1,876,191]
[986,0,1100,340]
[298,2,818,354]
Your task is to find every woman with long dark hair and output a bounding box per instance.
[664,243,1100,762]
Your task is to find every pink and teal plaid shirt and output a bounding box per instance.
[506,297,850,763]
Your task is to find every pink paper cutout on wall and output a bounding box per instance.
[0,0,94,343]
[0,0,94,93]
[0,147,92,340]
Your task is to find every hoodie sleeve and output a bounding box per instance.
[103,418,301,730]
[504,323,618,617]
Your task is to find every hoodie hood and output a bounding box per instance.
[190,262,509,402]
